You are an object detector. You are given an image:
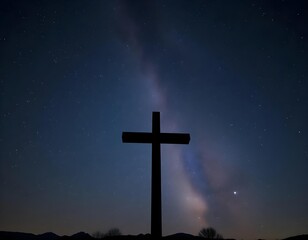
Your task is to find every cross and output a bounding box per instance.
[122,112,190,238]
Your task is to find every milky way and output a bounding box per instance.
[115,2,255,235]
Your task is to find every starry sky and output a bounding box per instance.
[0,1,307,239]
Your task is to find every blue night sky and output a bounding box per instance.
[0,1,307,239]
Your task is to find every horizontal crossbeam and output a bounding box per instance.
[122,132,152,143]
[122,132,190,144]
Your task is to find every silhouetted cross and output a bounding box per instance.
[122,112,190,238]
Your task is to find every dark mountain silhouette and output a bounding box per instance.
[103,234,152,240]
[283,235,308,240]
[69,232,92,239]
[1,231,307,240]
[37,232,61,240]
[163,233,198,239]
[0,231,38,240]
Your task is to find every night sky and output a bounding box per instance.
[1,1,307,239]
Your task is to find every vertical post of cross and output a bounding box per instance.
[151,112,162,238]
[122,112,190,238]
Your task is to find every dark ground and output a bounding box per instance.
[1,231,308,240]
